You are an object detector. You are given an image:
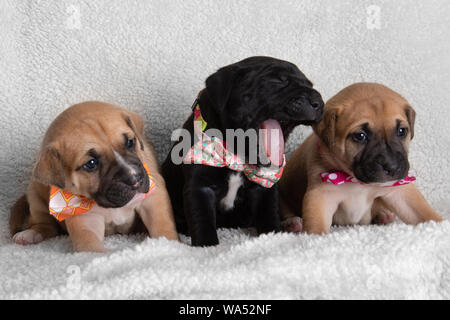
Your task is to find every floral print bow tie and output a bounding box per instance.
[183,95,285,188]
[49,163,156,221]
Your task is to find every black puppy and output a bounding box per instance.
[162,56,324,246]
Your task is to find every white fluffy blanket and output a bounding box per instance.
[0,0,449,299]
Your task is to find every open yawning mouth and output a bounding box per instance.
[260,119,284,167]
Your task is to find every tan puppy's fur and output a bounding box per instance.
[280,83,442,234]
[10,102,179,252]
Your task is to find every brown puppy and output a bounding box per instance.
[280,83,442,234]
[10,101,179,252]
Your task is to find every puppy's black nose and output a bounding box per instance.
[286,95,323,122]
[375,157,399,177]
[382,164,398,177]
[123,174,141,189]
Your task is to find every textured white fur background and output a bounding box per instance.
[0,0,449,299]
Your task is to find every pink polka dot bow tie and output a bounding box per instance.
[320,170,416,187]
[316,138,416,187]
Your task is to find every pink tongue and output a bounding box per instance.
[261,119,284,167]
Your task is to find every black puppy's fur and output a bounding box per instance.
[162,56,324,246]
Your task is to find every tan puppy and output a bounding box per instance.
[280,83,442,234]
[10,101,179,252]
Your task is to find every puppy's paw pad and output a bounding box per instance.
[281,217,303,233]
[13,229,44,245]
[373,212,395,225]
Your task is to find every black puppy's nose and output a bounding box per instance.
[292,96,321,110]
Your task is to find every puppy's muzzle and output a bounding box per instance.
[121,171,142,190]
[353,152,409,183]
[95,161,150,208]
[286,94,324,124]
[374,154,402,177]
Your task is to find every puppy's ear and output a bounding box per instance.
[124,111,144,135]
[404,105,416,140]
[123,111,145,151]
[205,66,237,112]
[32,144,65,188]
[313,105,341,148]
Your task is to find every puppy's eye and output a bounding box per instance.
[268,76,289,86]
[397,127,408,137]
[126,138,135,149]
[83,158,99,172]
[352,132,368,143]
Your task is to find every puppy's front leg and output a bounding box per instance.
[379,184,442,224]
[302,188,339,235]
[138,178,179,241]
[184,185,218,246]
[252,185,281,234]
[65,214,105,253]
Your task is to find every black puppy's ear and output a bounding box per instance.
[205,66,237,112]
[32,143,65,188]
[404,105,416,140]
[313,104,342,148]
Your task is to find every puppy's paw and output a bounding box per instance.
[372,211,395,225]
[281,216,303,233]
[73,244,105,253]
[13,229,44,245]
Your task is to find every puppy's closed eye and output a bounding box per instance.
[267,76,289,87]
